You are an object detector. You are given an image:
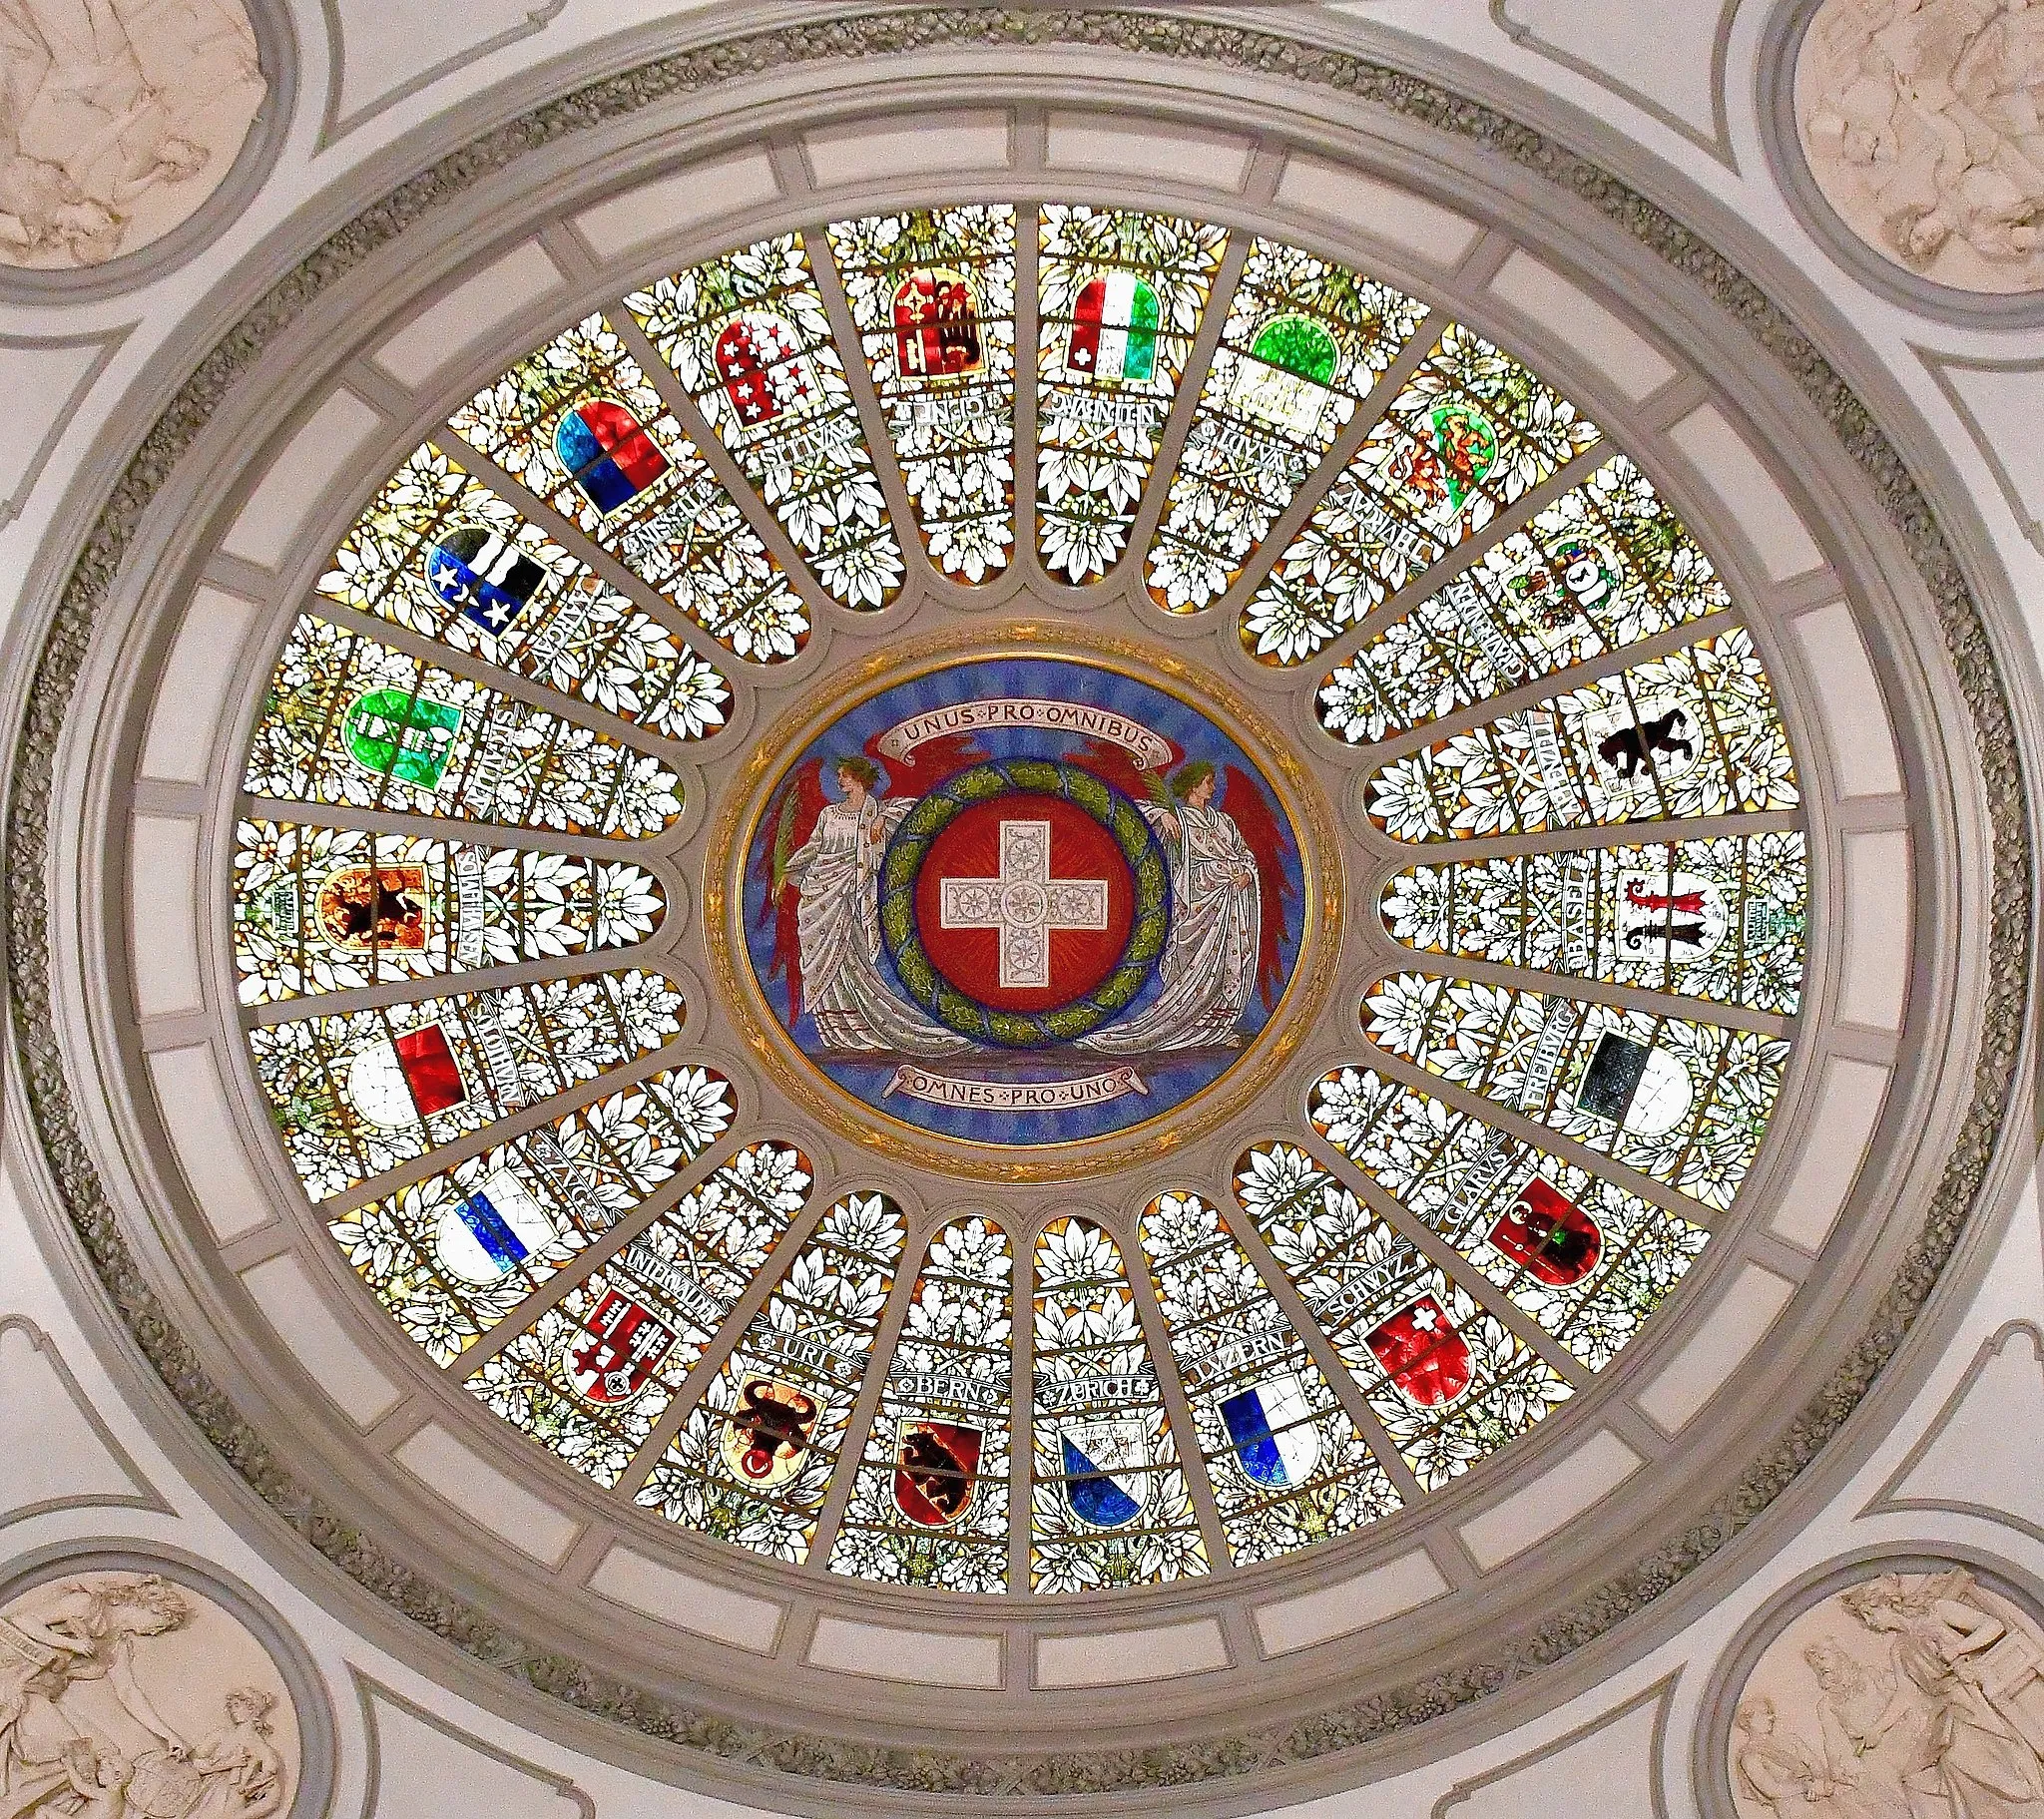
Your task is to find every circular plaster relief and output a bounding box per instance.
[0,1566,304,1816]
[0,0,269,272]
[1794,0,2044,296]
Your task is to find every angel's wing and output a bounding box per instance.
[752,758,826,1030]
[861,726,985,793]
[1222,764,1296,1011]
[1068,735,1182,810]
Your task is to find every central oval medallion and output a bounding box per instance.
[735,651,1312,1159]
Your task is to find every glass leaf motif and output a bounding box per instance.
[1029,1215,1207,1592]
[1035,207,1227,584]
[1363,628,1797,842]
[1361,973,1788,1211]
[248,968,685,1200]
[316,441,730,742]
[233,820,664,1005]
[1138,1192,1399,1565]
[1316,455,1730,745]
[446,313,810,662]
[1311,1069,1709,1371]
[827,1216,1013,1592]
[465,1142,811,1488]
[1379,833,1808,1015]
[826,205,1017,583]
[1144,239,1426,615]
[624,234,904,611]
[638,1191,906,1563]
[1233,1143,1572,1491]
[329,1067,735,1367]
[1244,321,1601,665]
[246,617,684,839]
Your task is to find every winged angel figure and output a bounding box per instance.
[752,732,1293,1059]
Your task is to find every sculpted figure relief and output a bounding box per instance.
[1796,0,2044,292]
[1730,1566,2044,1818]
[0,1572,296,1819]
[0,0,266,268]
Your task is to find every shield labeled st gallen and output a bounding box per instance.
[1057,1415,1151,1531]
[892,1420,984,1528]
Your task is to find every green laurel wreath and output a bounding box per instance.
[879,759,1171,1048]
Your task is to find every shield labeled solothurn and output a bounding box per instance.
[1057,1415,1151,1531]
[893,1420,984,1528]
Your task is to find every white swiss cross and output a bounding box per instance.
[938,819,1109,991]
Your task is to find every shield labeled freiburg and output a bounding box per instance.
[565,1290,674,1406]
[1218,1372,1320,1491]
[1364,1295,1474,1408]
[1057,1415,1150,1530]
[1489,1176,1603,1287]
[892,1420,984,1528]
[720,1376,820,1490]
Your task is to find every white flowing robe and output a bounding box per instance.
[1081,799,1261,1054]
[784,792,974,1058]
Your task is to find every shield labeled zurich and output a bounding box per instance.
[1489,1177,1603,1287]
[720,1376,820,1490]
[1218,1372,1320,1491]
[565,1290,674,1406]
[1364,1295,1474,1408]
[1057,1416,1150,1530]
[893,1420,984,1528]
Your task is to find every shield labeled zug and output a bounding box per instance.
[1057,1415,1150,1531]
[1217,1372,1320,1491]
[893,1420,984,1528]
[1364,1295,1474,1408]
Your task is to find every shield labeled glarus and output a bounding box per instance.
[892,1420,984,1528]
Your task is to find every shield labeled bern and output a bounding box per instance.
[892,1420,984,1528]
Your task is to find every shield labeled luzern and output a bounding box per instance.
[892,1420,984,1528]
[1217,1372,1320,1491]
[1057,1415,1151,1530]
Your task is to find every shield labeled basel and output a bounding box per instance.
[720,1376,820,1490]
[565,1290,673,1406]
[892,1420,984,1528]
[1364,1295,1474,1409]
[1057,1416,1150,1530]
[1616,869,1729,961]
[1218,1372,1320,1491]
[1489,1176,1603,1287]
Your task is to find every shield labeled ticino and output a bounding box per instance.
[315,864,428,953]
[566,1290,674,1406]
[1489,1176,1603,1287]
[343,1022,467,1127]
[1057,1415,1150,1530]
[892,1420,984,1528]
[424,525,545,636]
[1065,273,1160,383]
[1364,1295,1474,1408]
[1218,1372,1320,1491]
[720,1377,820,1490]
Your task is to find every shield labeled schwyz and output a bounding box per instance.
[1057,1416,1150,1530]
[1364,1295,1474,1408]
[1218,1372,1320,1491]
[720,1376,819,1490]
[893,1420,984,1528]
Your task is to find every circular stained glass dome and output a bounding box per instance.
[224,201,1810,1596]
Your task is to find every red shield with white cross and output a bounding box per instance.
[913,794,1136,1012]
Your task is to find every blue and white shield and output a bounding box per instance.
[425,526,544,637]
[1218,1373,1320,1491]
[1058,1417,1150,1530]
[434,1165,562,1284]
